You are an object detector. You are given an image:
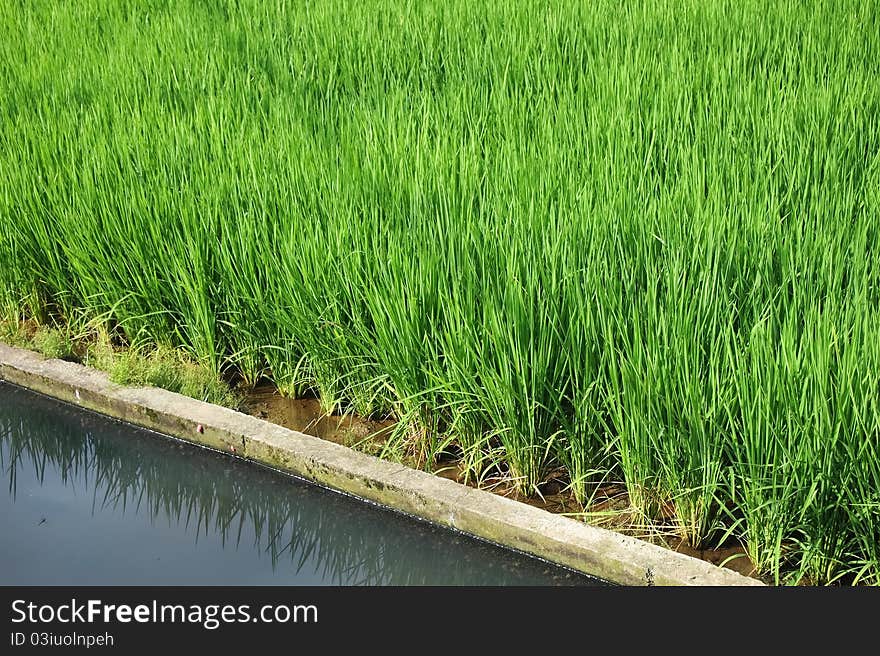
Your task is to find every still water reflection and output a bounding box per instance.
[0,383,600,585]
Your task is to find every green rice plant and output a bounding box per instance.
[1,0,879,582]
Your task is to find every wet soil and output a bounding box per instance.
[241,384,394,456]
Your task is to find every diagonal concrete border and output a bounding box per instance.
[0,342,762,586]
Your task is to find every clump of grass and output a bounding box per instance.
[0,316,32,349]
[1,316,78,362]
[30,325,76,361]
[106,345,239,408]
[1,312,239,409]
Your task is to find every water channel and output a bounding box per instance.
[0,382,601,586]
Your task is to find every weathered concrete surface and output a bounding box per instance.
[0,342,763,586]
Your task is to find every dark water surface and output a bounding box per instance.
[0,382,601,586]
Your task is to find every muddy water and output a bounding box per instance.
[0,382,602,586]
[243,385,393,453]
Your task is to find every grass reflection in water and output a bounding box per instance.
[0,383,593,586]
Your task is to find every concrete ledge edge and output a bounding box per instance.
[0,342,763,586]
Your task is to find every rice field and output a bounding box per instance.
[1,0,879,584]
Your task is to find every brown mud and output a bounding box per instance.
[241,384,394,455]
